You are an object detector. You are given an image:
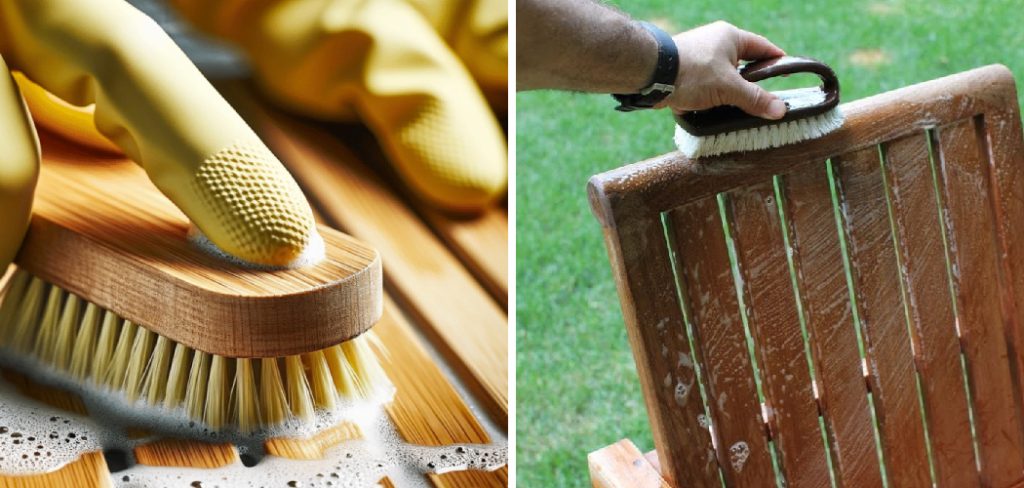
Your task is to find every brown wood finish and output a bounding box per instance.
[832,147,931,487]
[727,181,831,487]
[933,118,1024,485]
[783,162,884,486]
[220,84,509,424]
[599,214,719,488]
[883,132,980,486]
[15,134,382,358]
[591,65,1024,487]
[666,198,775,487]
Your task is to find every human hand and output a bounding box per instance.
[0,0,320,271]
[660,21,788,119]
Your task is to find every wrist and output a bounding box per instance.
[612,22,679,111]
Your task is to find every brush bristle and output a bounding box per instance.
[674,107,845,158]
[0,268,392,432]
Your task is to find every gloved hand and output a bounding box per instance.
[0,0,320,271]
[170,0,507,213]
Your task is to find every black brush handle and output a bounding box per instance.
[674,56,840,136]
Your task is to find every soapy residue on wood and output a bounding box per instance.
[0,361,506,487]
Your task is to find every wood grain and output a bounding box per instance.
[933,118,1024,485]
[220,83,508,424]
[421,207,509,307]
[589,439,670,488]
[783,162,883,486]
[727,181,831,488]
[832,147,931,487]
[884,132,980,486]
[16,133,382,358]
[598,212,719,487]
[667,198,775,487]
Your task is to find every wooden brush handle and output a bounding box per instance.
[14,131,383,358]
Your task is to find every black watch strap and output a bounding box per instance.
[612,22,679,112]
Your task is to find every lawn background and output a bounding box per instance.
[515,1,1024,486]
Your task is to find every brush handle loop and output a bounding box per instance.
[740,56,840,113]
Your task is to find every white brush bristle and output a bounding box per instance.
[0,268,392,432]
[675,107,845,158]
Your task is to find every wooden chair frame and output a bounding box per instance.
[588,65,1024,487]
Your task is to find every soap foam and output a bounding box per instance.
[187,225,326,270]
[0,354,506,486]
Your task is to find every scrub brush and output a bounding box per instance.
[674,56,844,158]
[0,141,390,433]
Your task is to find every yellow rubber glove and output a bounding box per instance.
[171,0,507,213]
[403,0,508,112]
[0,55,39,275]
[0,0,320,269]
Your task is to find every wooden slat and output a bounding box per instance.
[667,198,775,487]
[133,440,238,468]
[589,439,671,488]
[833,147,931,487]
[0,453,110,488]
[421,207,508,306]
[883,133,980,486]
[934,118,1024,485]
[988,109,1024,477]
[596,212,719,488]
[377,296,507,488]
[221,84,508,424]
[783,162,883,486]
[263,422,362,460]
[727,181,831,487]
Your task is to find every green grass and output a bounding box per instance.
[515,1,1024,486]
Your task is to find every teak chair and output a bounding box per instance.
[587,65,1024,487]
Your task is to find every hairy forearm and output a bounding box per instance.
[517,0,657,93]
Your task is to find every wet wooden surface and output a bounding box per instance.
[589,65,1024,486]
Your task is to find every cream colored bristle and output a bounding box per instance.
[69,303,102,379]
[52,294,81,371]
[106,320,138,388]
[143,335,174,405]
[324,344,359,399]
[163,343,191,408]
[0,270,31,342]
[259,358,289,426]
[285,355,314,421]
[205,354,230,429]
[304,350,337,409]
[234,358,260,432]
[10,278,46,352]
[32,286,64,361]
[123,327,155,401]
[184,351,210,420]
[0,271,393,432]
[91,312,122,384]
[343,336,388,398]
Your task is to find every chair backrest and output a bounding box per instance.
[588,65,1024,488]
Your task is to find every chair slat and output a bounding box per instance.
[598,214,720,487]
[883,133,980,487]
[783,162,884,486]
[668,198,776,487]
[727,182,831,488]
[833,147,932,487]
[934,118,1024,485]
[988,110,1024,468]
